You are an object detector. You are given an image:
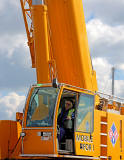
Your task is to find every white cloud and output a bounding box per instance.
[0,33,32,68]
[93,57,124,100]
[117,64,124,70]
[9,0,20,8]
[86,18,124,98]
[93,57,112,93]
[115,80,124,97]
[0,92,25,120]
[83,0,124,25]
[0,34,27,57]
[87,19,124,47]
[86,19,124,66]
[0,0,20,12]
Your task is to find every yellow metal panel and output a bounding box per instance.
[0,121,10,159]
[122,117,124,160]
[23,129,54,154]
[107,113,120,160]
[31,5,50,84]
[92,110,104,157]
[75,132,94,156]
[10,122,22,159]
[0,120,22,159]
[46,0,97,91]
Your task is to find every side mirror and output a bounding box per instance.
[16,112,23,122]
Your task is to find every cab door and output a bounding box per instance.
[56,87,77,153]
[74,92,95,156]
[21,86,60,156]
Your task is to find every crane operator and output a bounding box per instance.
[57,100,75,142]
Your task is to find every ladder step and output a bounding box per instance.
[100,122,107,125]
[100,156,107,159]
[100,144,107,147]
[100,133,107,136]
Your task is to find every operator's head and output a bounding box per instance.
[65,100,73,110]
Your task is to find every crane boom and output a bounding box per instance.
[45,0,98,91]
[20,0,98,91]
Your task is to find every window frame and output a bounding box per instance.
[26,87,59,127]
[75,92,94,134]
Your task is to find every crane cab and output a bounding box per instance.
[21,83,95,158]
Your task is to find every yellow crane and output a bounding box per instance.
[0,1,124,160]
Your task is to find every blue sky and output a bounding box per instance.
[115,69,124,80]
[0,0,124,120]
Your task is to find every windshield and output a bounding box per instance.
[26,87,59,127]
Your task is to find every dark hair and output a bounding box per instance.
[65,99,74,107]
[70,99,74,105]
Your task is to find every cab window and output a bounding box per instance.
[76,93,94,133]
[26,87,59,127]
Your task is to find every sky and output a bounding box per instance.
[0,0,124,120]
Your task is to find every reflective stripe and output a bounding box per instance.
[58,108,62,116]
[58,108,74,118]
[68,108,75,117]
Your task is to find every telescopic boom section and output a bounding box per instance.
[20,0,51,83]
[20,0,98,91]
[45,0,98,92]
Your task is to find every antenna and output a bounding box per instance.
[112,67,115,96]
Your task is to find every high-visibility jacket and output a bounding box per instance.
[57,108,75,127]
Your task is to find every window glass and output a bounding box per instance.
[26,87,59,127]
[32,0,43,5]
[76,93,94,133]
